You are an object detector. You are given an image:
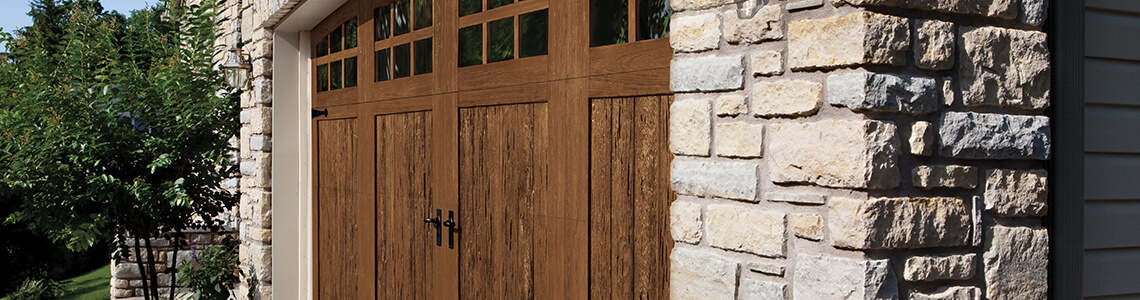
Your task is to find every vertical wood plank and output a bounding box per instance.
[375,112,433,300]
[316,118,358,300]
[589,99,614,300]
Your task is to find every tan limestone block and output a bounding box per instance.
[669,98,712,156]
[750,50,784,76]
[914,19,956,70]
[767,120,900,189]
[715,94,747,117]
[912,165,978,189]
[670,13,722,52]
[985,225,1049,300]
[706,204,786,257]
[670,200,704,244]
[790,213,823,241]
[722,5,784,44]
[750,80,822,117]
[903,254,977,281]
[960,26,1050,110]
[910,287,980,300]
[829,197,971,249]
[788,12,909,70]
[909,121,934,156]
[671,247,738,300]
[714,122,764,158]
[671,0,736,11]
[984,169,1048,217]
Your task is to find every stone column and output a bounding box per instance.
[667,0,1050,299]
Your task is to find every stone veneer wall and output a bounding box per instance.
[220,0,282,298]
[667,0,1051,299]
[109,231,235,299]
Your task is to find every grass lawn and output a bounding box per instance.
[59,264,112,300]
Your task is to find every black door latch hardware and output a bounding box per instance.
[443,211,457,249]
[311,108,329,119]
[424,209,442,247]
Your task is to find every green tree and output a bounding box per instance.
[0,1,238,299]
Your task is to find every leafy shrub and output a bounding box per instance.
[6,278,64,300]
[178,244,240,300]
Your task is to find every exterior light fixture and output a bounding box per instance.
[736,0,770,19]
[222,46,252,91]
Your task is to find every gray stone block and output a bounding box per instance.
[672,55,744,92]
[985,225,1048,300]
[938,112,1051,160]
[671,160,759,201]
[738,278,787,300]
[903,254,977,281]
[960,27,1050,110]
[827,72,938,115]
[794,255,898,300]
[984,169,1048,217]
[830,197,971,249]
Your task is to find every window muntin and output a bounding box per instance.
[457,1,549,68]
[591,0,671,47]
[373,0,435,81]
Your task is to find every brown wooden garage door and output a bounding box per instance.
[310,0,674,298]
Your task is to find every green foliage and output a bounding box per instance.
[0,0,237,249]
[7,278,65,300]
[0,1,237,298]
[178,244,241,300]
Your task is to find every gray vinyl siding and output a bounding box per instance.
[1084,1,1140,298]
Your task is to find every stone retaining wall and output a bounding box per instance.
[667,0,1050,299]
[109,231,235,299]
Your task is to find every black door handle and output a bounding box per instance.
[443,211,457,249]
[424,209,441,246]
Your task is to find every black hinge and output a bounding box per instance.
[311,108,328,119]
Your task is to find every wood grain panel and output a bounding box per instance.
[588,39,672,76]
[458,103,548,300]
[1086,58,1140,107]
[588,68,671,99]
[589,95,672,299]
[375,112,433,299]
[1085,154,1140,200]
[1085,201,1140,249]
[1085,248,1140,297]
[316,118,359,299]
[1085,105,1140,153]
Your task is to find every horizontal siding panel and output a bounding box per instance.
[1088,0,1140,14]
[1085,201,1140,249]
[1085,248,1140,297]
[1086,58,1140,106]
[1087,293,1140,300]
[1085,154,1140,200]
[1086,10,1140,61]
[1085,106,1140,153]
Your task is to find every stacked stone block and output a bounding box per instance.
[231,0,276,298]
[109,232,234,299]
[667,0,1051,299]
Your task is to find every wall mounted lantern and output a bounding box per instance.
[736,0,770,19]
[222,46,252,91]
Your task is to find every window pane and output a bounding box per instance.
[317,64,329,91]
[394,0,411,36]
[317,38,329,57]
[414,38,433,75]
[346,18,358,48]
[590,0,628,47]
[376,6,391,41]
[637,0,670,40]
[489,0,513,9]
[330,60,343,90]
[331,26,343,53]
[393,43,411,79]
[519,9,548,58]
[460,0,481,16]
[414,0,432,30]
[345,56,358,87]
[488,16,514,63]
[376,48,391,82]
[459,24,482,67]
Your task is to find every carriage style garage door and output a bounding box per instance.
[309,0,674,298]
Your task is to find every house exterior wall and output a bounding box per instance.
[666,0,1052,299]
[206,0,1056,299]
